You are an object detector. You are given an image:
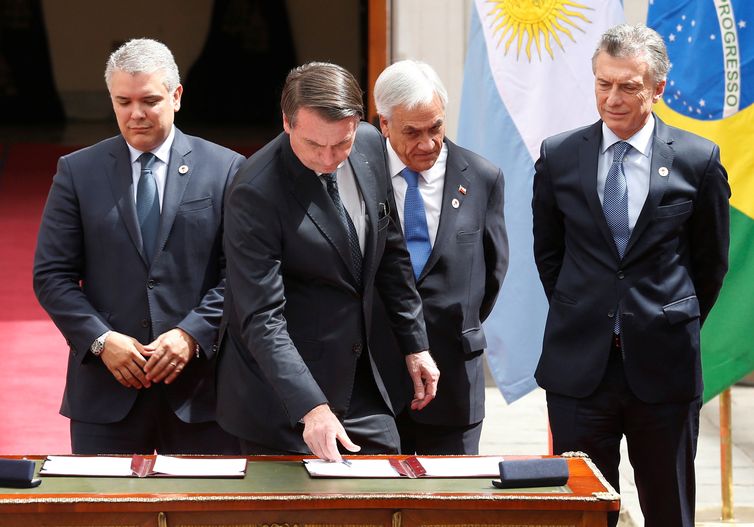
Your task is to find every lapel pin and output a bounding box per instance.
[658,166,669,177]
[458,185,467,195]
[178,164,189,174]
[451,198,460,209]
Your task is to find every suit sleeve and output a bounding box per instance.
[480,167,508,322]
[223,171,328,424]
[688,144,730,323]
[176,153,246,358]
[33,156,109,360]
[532,140,565,301]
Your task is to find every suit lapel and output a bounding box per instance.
[107,137,149,266]
[579,122,618,259]
[283,139,356,283]
[350,145,377,285]
[419,140,469,281]
[625,118,673,257]
[156,129,192,258]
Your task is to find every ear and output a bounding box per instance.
[652,79,666,103]
[172,84,183,112]
[378,115,390,138]
[283,112,292,134]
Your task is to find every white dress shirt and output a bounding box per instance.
[127,125,175,211]
[387,139,447,246]
[597,115,655,231]
[318,160,366,255]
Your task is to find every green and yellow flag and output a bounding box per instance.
[648,1,754,401]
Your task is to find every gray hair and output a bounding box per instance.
[592,24,670,83]
[373,60,448,119]
[281,62,363,127]
[104,38,181,93]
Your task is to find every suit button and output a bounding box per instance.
[352,343,362,355]
[147,279,156,289]
[608,310,615,318]
[212,344,218,353]
[617,271,625,279]
[141,319,150,328]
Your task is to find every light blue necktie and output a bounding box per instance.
[603,141,631,333]
[401,167,432,279]
[323,173,362,286]
[136,152,160,262]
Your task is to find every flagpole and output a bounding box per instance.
[719,388,733,520]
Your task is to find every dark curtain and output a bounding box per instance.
[0,0,64,123]
[181,0,297,125]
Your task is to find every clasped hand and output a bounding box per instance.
[99,328,196,388]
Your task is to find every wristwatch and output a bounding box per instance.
[91,331,111,357]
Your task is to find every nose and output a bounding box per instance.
[418,134,435,152]
[605,86,622,107]
[130,104,147,120]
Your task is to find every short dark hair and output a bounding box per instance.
[281,62,364,127]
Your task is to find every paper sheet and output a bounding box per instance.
[151,456,247,477]
[41,456,133,477]
[303,456,504,478]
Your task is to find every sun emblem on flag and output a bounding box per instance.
[486,0,593,61]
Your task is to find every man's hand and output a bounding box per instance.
[406,350,439,411]
[301,404,361,461]
[143,328,195,384]
[99,331,150,389]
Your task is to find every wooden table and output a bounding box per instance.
[0,455,619,527]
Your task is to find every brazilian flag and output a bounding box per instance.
[648,1,754,402]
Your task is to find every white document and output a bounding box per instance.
[151,456,247,477]
[303,456,504,478]
[303,459,400,478]
[40,455,248,478]
[41,456,133,477]
[416,456,504,477]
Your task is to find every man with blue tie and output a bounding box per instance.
[371,60,508,455]
[532,25,730,526]
[34,38,244,454]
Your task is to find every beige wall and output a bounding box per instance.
[43,0,362,121]
[43,0,212,119]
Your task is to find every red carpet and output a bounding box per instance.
[0,144,77,454]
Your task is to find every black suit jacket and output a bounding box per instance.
[216,122,428,451]
[371,139,508,426]
[33,129,245,423]
[532,116,730,403]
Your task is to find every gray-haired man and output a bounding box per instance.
[34,38,244,454]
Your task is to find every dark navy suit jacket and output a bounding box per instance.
[34,128,244,423]
[532,116,730,403]
[371,139,509,426]
[216,122,428,451]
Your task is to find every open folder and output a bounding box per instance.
[40,455,247,478]
[303,456,504,478]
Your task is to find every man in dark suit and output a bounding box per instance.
[33,38,244,454]
[532,24,729,526]
[370,60,508,455]
[216,62,440,461]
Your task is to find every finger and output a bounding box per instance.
[125,361,150,388]
[424,373,439,398]
[410,370,426,402]
[112,369,131,388]
[118,366,144,389]
[411,392,434,411]
[336,428,361,453]
[163,362,184,385]
[322,429,342,462]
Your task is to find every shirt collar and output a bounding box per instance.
[601,114,654,158]
[387,137,448,184]
[127,125,176,165]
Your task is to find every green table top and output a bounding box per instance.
[1,460,569,498]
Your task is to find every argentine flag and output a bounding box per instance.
[457,0,624,403]
[648,0,754,401]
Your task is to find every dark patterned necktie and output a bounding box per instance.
[602,141,631,333]
[136,152,160,262]
[323,173,362,286]
[401,167,432,279]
